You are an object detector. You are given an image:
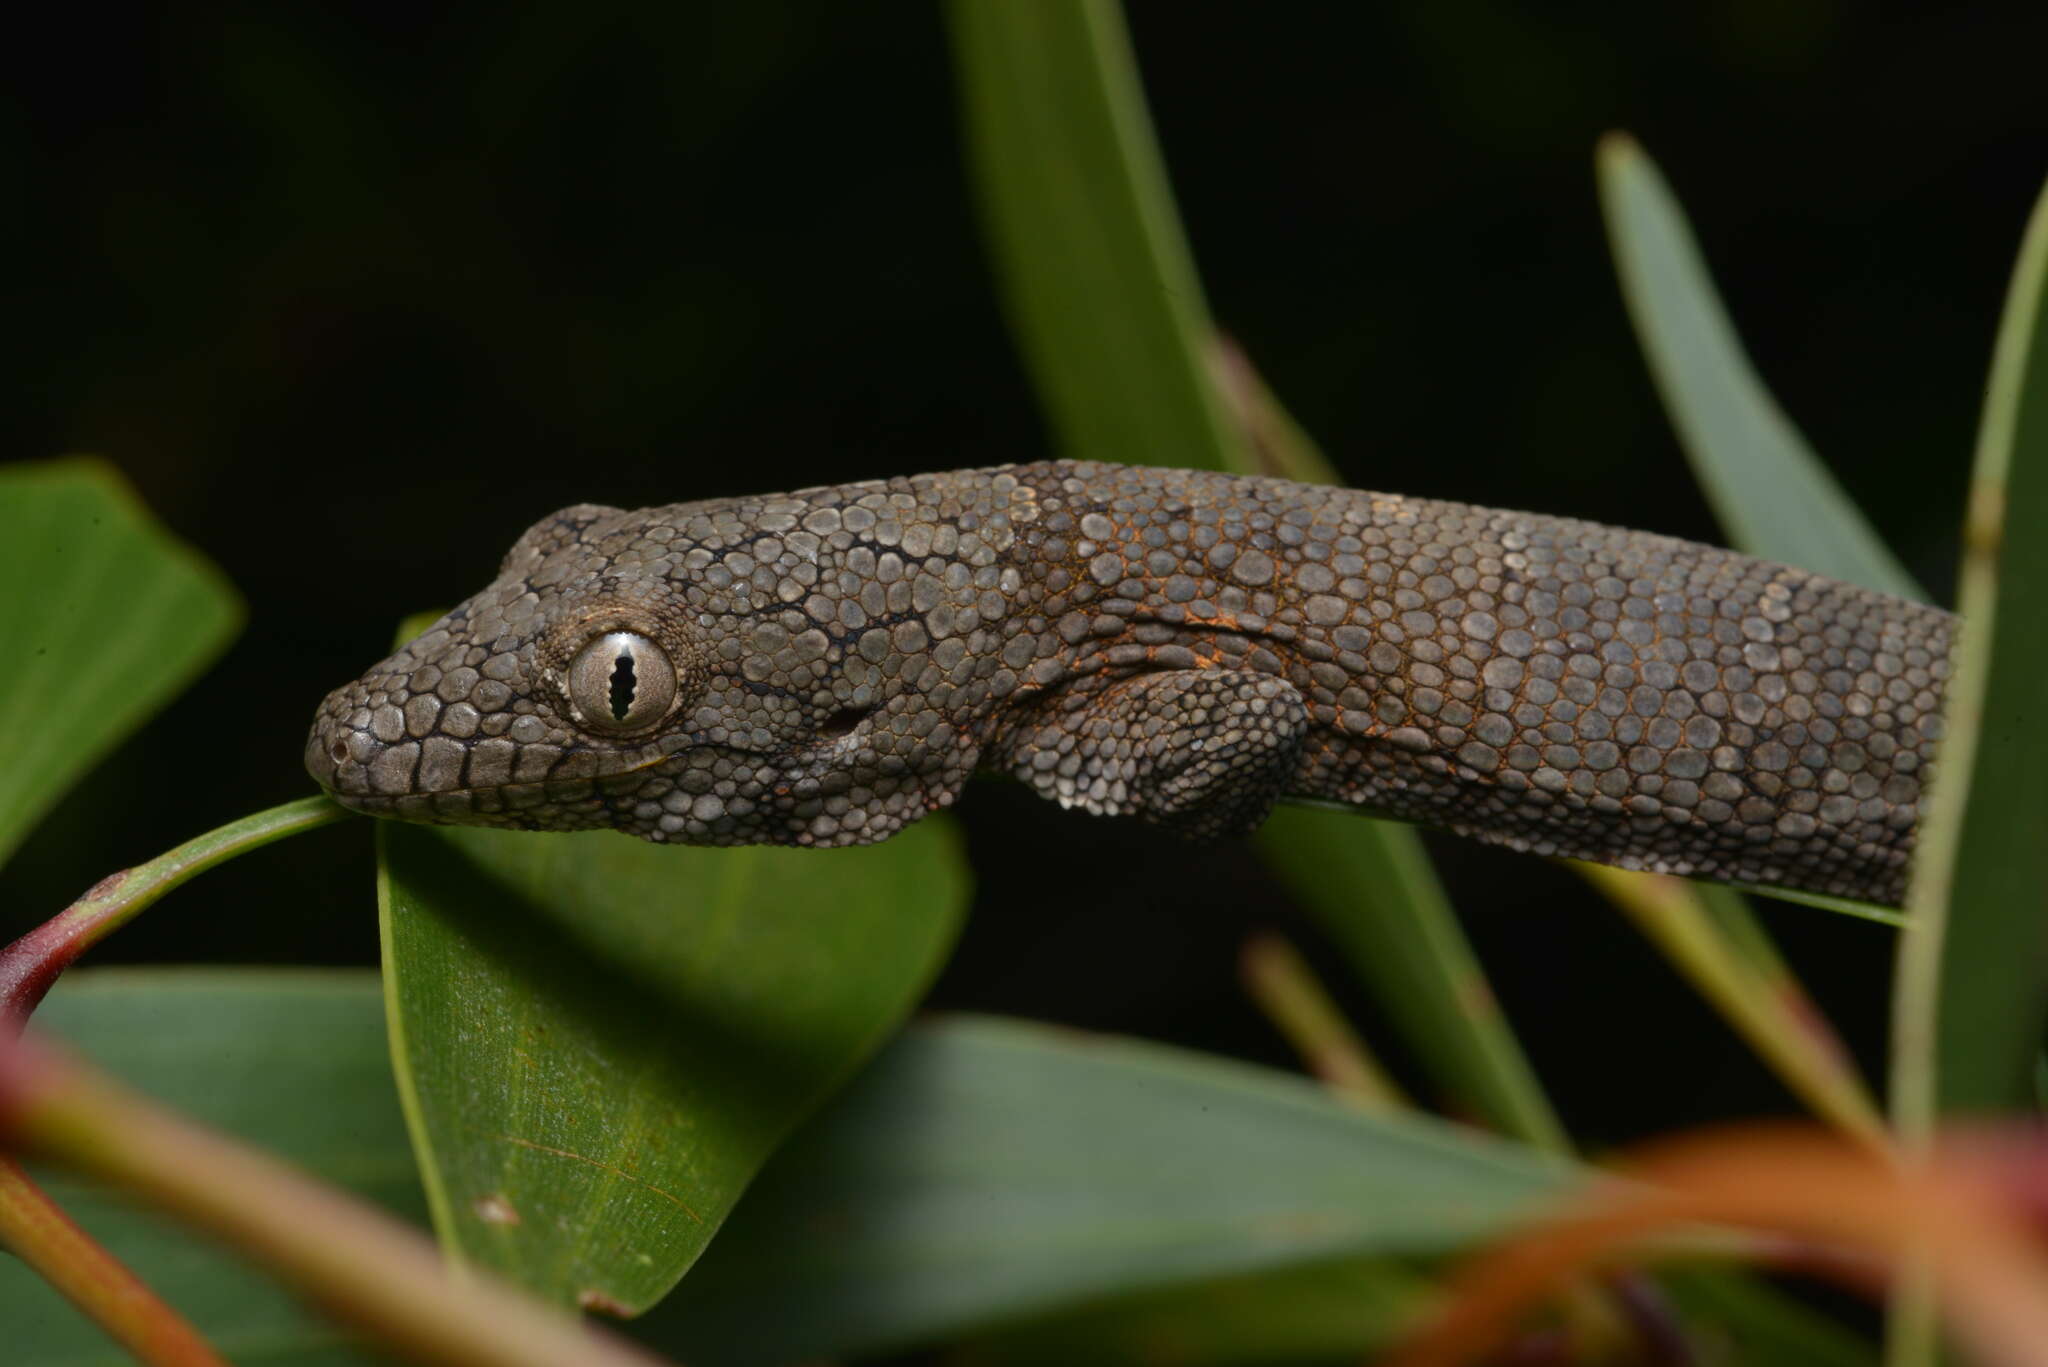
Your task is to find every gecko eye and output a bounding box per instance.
[568,631,677,734]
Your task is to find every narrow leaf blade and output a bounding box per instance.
[1893,177,2048,1122]
[1597,134,1926,602]
[947,0,1246,470]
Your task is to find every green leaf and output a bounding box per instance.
[947,0,1246,471]
[1596,134,1926,602]
[638,1016,1577,1365]
[378,818,968,1314]
[0,459,242,868]
[0,970,417,1366]
[1891,177,2048,1123]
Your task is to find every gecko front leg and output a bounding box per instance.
[991,669,1310,840]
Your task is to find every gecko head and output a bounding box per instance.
[305,497,968,846]
[304,503,713,834]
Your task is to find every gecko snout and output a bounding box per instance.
[304,648,628,831]
[304,683,413,811]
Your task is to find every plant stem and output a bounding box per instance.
[0,797,353,1364]
[1239,932,1407,1111]
[0,796,350,1029]
[0,1154,227,1366]
[0,1033,672,1367]
[1883,1257,1941,1367]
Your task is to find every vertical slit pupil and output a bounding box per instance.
[608,650,637,721]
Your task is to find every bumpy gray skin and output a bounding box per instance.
[307,461,1954,905]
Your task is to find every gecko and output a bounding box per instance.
[306,461,1953,906]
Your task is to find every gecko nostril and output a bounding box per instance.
[819,707,868,739]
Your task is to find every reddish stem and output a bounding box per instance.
[0,884,119,1030]
[0,1152,227,1366]
[1,797,347,1032]
[0,1035,673,1367]
[0,799,351,1361]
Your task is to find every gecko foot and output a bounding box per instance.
[995,668,1309,840]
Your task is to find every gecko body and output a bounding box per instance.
[307,462,1953,905]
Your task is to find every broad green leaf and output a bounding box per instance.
[1892,178,2048,1123]
[949,0,1563,1152]
[0,970,416,1365]
[0,460,242,867]
[947,0,1246,471]
[1597,134,1926,602]
[379,817,968,1314]
[638,1016,1578,1365]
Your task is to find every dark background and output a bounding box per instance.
[5,2,2045,1149]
